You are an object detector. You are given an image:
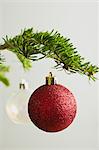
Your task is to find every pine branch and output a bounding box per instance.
[0,53,9,86]
[0,53,5,64]
[0,63,9,86]
[0,28,99,84]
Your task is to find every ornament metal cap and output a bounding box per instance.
[19,79,28,90]
[46,72,55,85]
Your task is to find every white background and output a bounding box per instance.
[0,0,99,150]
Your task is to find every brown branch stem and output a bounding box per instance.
[0,44,8,50]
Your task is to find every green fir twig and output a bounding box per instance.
[0,53,9,86]
[0,28,99,85]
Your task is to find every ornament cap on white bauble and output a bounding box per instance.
[19,79,29,90]
[6,79,32,124]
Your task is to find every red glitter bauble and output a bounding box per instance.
[28,84,77,132]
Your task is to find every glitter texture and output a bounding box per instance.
[28,84,77,132]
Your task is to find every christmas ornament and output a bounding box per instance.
[28,72,77,132]
[0,28,98,133]
[6,80,32,124]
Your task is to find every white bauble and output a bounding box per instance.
[6,80,32,124]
